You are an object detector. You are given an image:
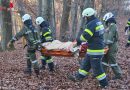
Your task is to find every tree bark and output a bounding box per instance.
[60,0,71,41]
[101,0,107,15]
[0,1,2,51]
[1,0,13,51]
[94,0,102,18]
[39,0,56,39]
[71,0,78,41]
[77,0,93,36]
[51,0,56,39]
[76,0,95,42]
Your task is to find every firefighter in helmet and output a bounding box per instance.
[102,12,122,80]
[8,14,40,76]
[36,17,54,72]
[68,8,108,88]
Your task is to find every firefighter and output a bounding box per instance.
[68,8,108,88]
[36,17,54,72]
[8,14,40,76]
[124,18,130,47]
[102,12,122,79]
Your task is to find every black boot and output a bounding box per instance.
[99,78,108,88]
[34,68,40,76]
[24,59,32,76]
[40,59,46,70]
[112,75,122,80]
[24,68,32,76]
[48,63,54,72]
[68,72,85,82]
[39,65,46,70]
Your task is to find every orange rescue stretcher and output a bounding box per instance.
[41,44,109,57]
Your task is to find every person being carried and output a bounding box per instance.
[36,17,54,72]
[8,14,40,76]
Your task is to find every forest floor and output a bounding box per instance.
[0,16,130,90]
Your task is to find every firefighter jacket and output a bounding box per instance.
[80,16,105,55]
[104,23,118,52]
[40,27,53,43]
[12,25,40,48]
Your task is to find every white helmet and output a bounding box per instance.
[103,12,114,21]
[22,14,31,22]
[36,17,45,25]
[82,8,96,17]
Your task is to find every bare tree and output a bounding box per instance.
[77,0,94,39]
[51,0,56,39]
[76,0,94,39]
[60,0,72,41]
[39,0,56,39]
[94,0,102,18]
[101,0,108,16]
[71,0,78,40]
[0,0,13,51]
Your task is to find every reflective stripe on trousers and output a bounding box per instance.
[79,54,107,81]
[87,49,105,55]
[96,73,106,81]
[78,69,89,76]
[102,62,118,67]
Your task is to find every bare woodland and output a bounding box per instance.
[0,0,130,89]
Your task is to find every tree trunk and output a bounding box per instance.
[39,0,50,21]
[38,0,42,16]
[71,0,78,41]
[76,0,95,42]
[39,0,56,39]
[94,0,102,18]
[101,0,107,15]
[60,0,71,41]
[1,0,13,51]
[77,0,93,37]
[51,0,56,39]
[0,3,2,51]
[16,0,25,16]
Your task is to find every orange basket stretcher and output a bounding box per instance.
[40,44,109,57]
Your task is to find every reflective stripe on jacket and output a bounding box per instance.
[40,27,53,43]
[80,16,105,55]
[14,26,39,46]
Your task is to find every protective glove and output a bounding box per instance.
[80,42,88,52]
